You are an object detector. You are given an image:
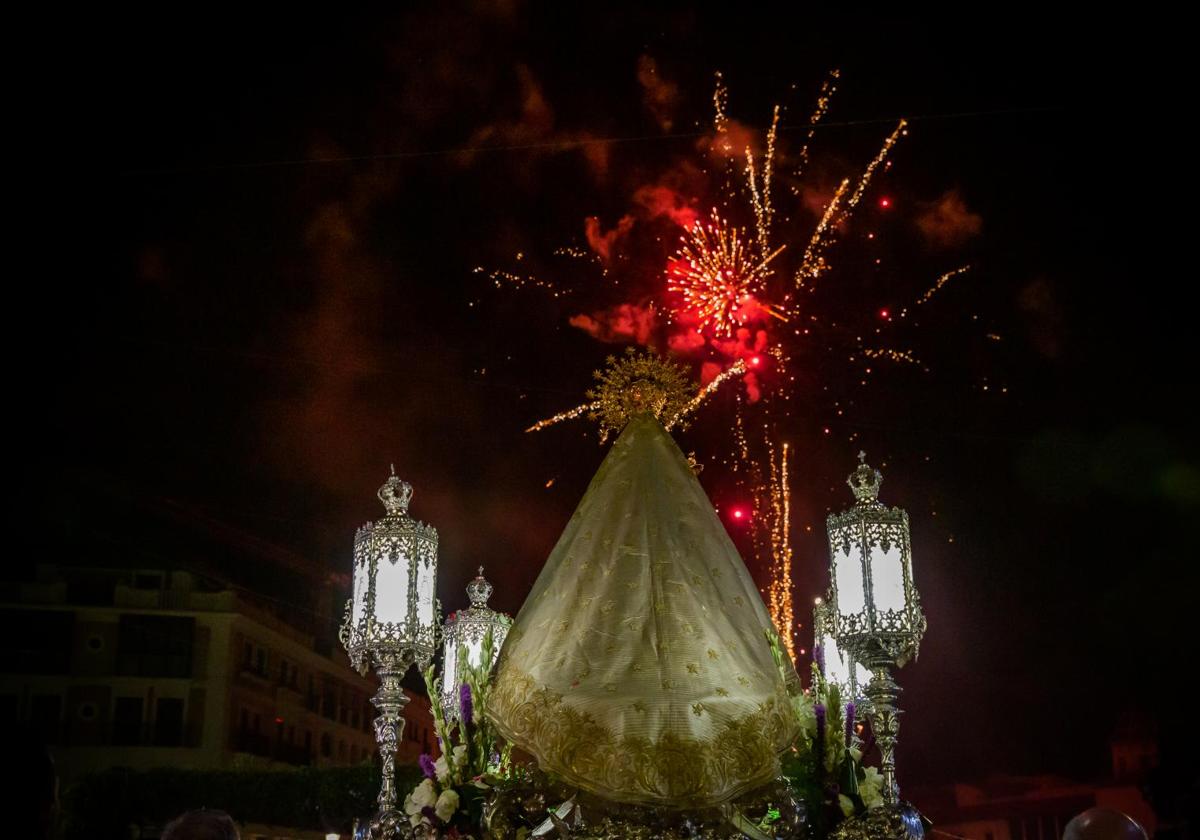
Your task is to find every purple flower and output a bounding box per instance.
[459,682,473,727]
[845,702,856,746]
[816,700,825,753]
[813,645,826,676]
[419,753,436,779]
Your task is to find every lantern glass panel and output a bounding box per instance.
[869,541,906,613]
[351,555,368,626]
[417,559,436,627]
[441,638,458,698]
[464,636,484,669]
[373,549,411,625]
[823,628,851,686]
[833,537,867,614]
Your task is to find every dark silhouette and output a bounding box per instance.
[12,731,57,839]
[161,809,241,840]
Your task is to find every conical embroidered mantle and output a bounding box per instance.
[488,414,798,807]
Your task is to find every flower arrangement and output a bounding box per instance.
[403,629,510,837]
[765,630,886,836]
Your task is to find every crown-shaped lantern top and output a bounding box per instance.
[466,566,494,608]
[378,464,414,516]
[848,451,883,506]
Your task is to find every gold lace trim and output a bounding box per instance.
[486,664,798,808]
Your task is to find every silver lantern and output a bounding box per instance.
[440,567,511,721]
[340,466,439,836]
[826,452,925,806]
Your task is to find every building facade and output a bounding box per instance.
[0,564,437,782]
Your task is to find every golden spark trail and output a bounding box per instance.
[796,178,850,286]
[793,69,840,181]
[525,402,598,433]
[666,359,747,430]
[918,265,971,304]
[713,71,730,136]
[474,266,568,298]
[746,105,781,259]
[766,440,796,662]
[861,348,922,366]
[839,119,908,220]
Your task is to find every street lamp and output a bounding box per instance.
[340,466,439,836]
[440,567,511,721]
[826,453,925,806]
[813,596,871,707]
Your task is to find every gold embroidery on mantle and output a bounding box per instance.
[487,665,797,808]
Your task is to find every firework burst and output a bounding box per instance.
[667,213,787,337]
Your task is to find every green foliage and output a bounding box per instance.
[59,763,424,840]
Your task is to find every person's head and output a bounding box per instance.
[161,809,240,840]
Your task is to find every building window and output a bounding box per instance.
[117,615,194,677]
[243,642,253,668]
[255,648,267,676]
[153,698,185,747]
[320,733,332,758]
[322,686,336,720]
[113,697,144,745]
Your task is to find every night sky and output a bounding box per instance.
[26,9,1193,788]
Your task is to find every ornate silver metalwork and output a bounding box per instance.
[829,800,928,840]
[825,453,926,806]
[339,467,440,837]
[440,566,512,720]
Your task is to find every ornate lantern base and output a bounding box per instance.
[364,653,413,839]
[862,665,902,807]
[829,802,930,840]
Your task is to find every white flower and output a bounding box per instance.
[434,744,468,783]
[434,788,460,823]
[859,766,885,809]
[412,778,438,809]
[838,794,855,817]
[404,778,438,827]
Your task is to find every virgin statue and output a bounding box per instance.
[488,355,798,808]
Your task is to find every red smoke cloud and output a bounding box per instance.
[584,214,635,263]
[699,119,759,162]
[637,54,680,131]
[568,302,657,344]
[584,183,698,263]
[916,189,982,248]
[633,184,700,229]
